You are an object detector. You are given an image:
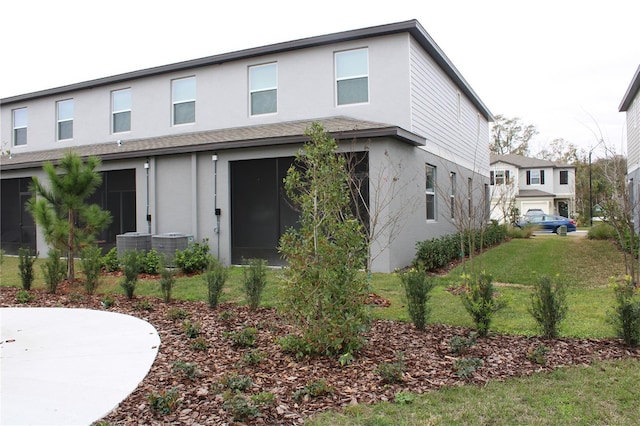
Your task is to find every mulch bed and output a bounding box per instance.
[2,285,639,425]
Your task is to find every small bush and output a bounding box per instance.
[242,349,266,365]
[41,249,66,294]
[376,352,405,384]
[460,272,505,337]
[225,327,258,348]
[453,357,483,379]
[172,360,199,380]
[218,373,253,392]
[242,258,267,310]
[400,267,435,330]
[175,239,210,274]
[508,225,535,239]
[159,265,177,303]
[16,289,35,304]
[449,332,478,355]
[191,337,210,351]
[81,245,103,295]
[18,247,38,290]
[182,320,202,338]
[166,307,190,320]
[278,334,313,359]
[148,387,181,415]
[223,392,260,422]
[133,299,154,311]
[205,256,228,308]
[251,391,275,406]
[608,276,640,347]
[120,250,142,300]
[101,295,115,309]
[588,223,616,240]
[527,344,551,365]
[529,275,568,338]
[142,249,161,275]
[293,379,333,401]
[102,247,120,272]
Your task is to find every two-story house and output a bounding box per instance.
[489,154,576,222]
[0,20,493,273]
[620,65,640,231]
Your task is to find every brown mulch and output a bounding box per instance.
[2,285,639,425]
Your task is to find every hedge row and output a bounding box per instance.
[414,222,508,271]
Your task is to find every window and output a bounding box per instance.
[526,170,545,185]
[450,172,456,219]
[335,48,368,105]
[112,89,131,133]
[490,170,510,186]
[172,77,195,125]
[559,170,568,185]
[249,63,277,115]
[57,99,73,140]
[12,108,27,146]
[425,165,436,221]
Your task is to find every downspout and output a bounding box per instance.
[212,154,220,258]
[144,159,151,234]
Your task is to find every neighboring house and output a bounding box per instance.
[0,20,493,273]
[489,154,576,222]
[620,65,640,231]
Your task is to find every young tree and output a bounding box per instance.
[278,122,369,356]
[28,152,111,282]
[490,115,537,156]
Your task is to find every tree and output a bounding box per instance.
[28,151,111,282]
[490,115,537,156]
[536,138,583,164]
[278,123,369,356]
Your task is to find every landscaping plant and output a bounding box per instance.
[400,267,435,330]
[175,239,210,274]
[18,247,38,290]
[120,250,142,299]
[102,247,120,272]
[205,256,228,308]
[80,245,102,295]
[460,271,505,337]
[278,123,369,357]
[608,275,640,346]
[528,275,568,338]
[242,258,267,310]
[159,264,177,303]
[41,249,66,294]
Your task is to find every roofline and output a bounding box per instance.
[619,65,640,112]
[0,124,424,171]
[0,19,493,121]
[490,159,576,169]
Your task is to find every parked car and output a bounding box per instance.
[524,208,545,219]
[516,214,577,233]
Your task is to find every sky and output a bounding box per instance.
[2,0,638,158]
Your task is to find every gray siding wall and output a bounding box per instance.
[627,92,640,174]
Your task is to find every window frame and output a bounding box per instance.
[425,164,436,221]
[112,88,132,133]
[56,99,74,141]
[249,62,278,116]
[335,48,369,106]
[12,107,27,146]
[530,170,540,185]
[559,170,569,185]
[171,76,196,126]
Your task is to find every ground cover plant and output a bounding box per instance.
[1,235,639,424]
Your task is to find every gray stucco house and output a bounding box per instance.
[1,19,493,272]
[620,65,640,231]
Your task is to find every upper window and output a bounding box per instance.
[425,164,436,221]
[559,170,569,185]
[12,108,27,146]
[249,63,277,115]
[172,77,196,125]
[335,48,369,105]
[527,169,545,185]
[112,89,131,133]
[57,99,73,140]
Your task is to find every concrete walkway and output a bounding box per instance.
[1,307,160,425]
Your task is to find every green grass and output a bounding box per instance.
[307,359,640,426]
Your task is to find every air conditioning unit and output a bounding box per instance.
[152,233,189,266]
[116,232,152,258]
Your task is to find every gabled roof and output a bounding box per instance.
[0,20,492,121]
[0,116,424,171]
[490,153,575,169]
[619,65,640,112]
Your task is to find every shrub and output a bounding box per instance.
[175,239,210,274]
[242,349,266,366]
[508,225,535,239]
[101,295,115,309]
[182,320,202,338]
[133,299,154,311]
[453,357,483,379]
[529,275,568,338]
[527,344,551,365]
[205,256,228,308]
[191,337,210,351]
[218,373,253,392]
[375,352,405,384]
[159,264,177,303]
[172,360,199,381]
[80,245,103,295]
[147,387,181,415]
[400,267,435,330]
[166,307,190,320]
[120,250,142,299]
[225,327,257,348]
[251,391,275,406]
[102,247,120,272]
[449,332,478,356]
[293,379,333,401]
[16,289,35,304]
[460,272,505,337]
[18,247,38,290]
[242,258,267,310]
[608,276,640,347]
[41,249,66,294]
[588,223,616,240]
[278,334,313,359]
[222,392,260,422]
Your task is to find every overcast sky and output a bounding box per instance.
[2,0,638,157]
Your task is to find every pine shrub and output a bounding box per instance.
[81,245,103,295]
[205,256,228,308]
[18,247,38,290]
[120,250,142,299]
[460,272,505,337]
[41,249,66,294]
[609,276,640,347]
[400,267,435,330]
[529,275,568,338]
[242,258,267,310]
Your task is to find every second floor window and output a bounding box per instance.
[249,63,277,115]
[426,164,436,221]
[112,89,131,133]
[335,48,369,105]
[527,170,545,185]
[13,107,27,146]
[172,77,195,125]
[560,170,568,185]
[57,99,73,140]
